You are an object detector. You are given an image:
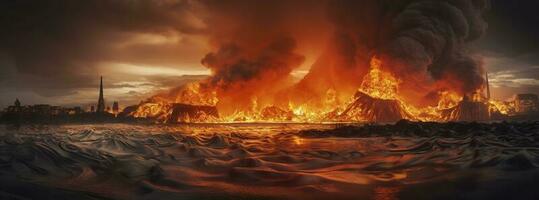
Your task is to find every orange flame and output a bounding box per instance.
[129,57,514,123]
[359,57,400,100]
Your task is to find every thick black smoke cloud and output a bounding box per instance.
[387,0,489,94]
[0,0,493,107]
[326,0,490,96]
[196,0,321,112]
[199,0,322,87]
[286,0,491,108]
[202,37,304,88]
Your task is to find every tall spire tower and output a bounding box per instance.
[96,76,105,113]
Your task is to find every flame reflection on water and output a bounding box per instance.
[0,123,538,200]
[374,186,401,200]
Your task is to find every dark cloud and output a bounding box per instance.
[202,37,304,87]
[194,0,327,112]
[0,0,537,108]
[292,0,491,108]
[483,52,539,99]
[0,0,204,97]
[199,0,324,88]
[479,0,539,55]
[326,0,489,95]
[475,0,539,99]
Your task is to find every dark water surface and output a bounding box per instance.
[0,122,538,200]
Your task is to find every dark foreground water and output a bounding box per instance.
[0,122,538,200]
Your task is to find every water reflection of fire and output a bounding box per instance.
[129,57,514,123]
[373,186,401,200]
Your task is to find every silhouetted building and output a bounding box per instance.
[96,76,106,113]
[31,104,52,115]
[1,97,123,123]
[66,107,83,115]
[7,98,22,113]
[14,99,21,107]
[514,94,538,113]
[112,101,119,114]
[90,105,95,112]
[51,106,61,115]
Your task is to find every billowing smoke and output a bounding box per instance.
[143,0,491,114]
[0,0,500,116]
[383,0,489,95]
[197,0,321,114]
[201,37,304,114]
[274,0,488,109]
[201,37,304,89]
[318,0,490,105]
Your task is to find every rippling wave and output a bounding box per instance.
[0,122,538,200]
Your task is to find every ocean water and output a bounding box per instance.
[0,123,538,200]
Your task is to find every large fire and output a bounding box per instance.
[129,57,514,123]
[358,57,399,100]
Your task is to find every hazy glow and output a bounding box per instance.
[490,67,539,88]
[290,70,309,79]
[118,33,183,47]
[101,62,211,76]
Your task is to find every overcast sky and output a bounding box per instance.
[478,0,539,100]
[0,0,537,109]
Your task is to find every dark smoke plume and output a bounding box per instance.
[384,0,489,95]
[195,0,490,109]
[197,0,321,113]
[293,0,490,107]
[0,0,491,107]
[202,37,304,88]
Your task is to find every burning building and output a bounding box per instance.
[112,101,119,114]
[125,0,514,123]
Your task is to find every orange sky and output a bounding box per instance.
[0,0,537,109]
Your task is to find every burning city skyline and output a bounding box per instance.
[1,1,539,200]
[0,0,538,120]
